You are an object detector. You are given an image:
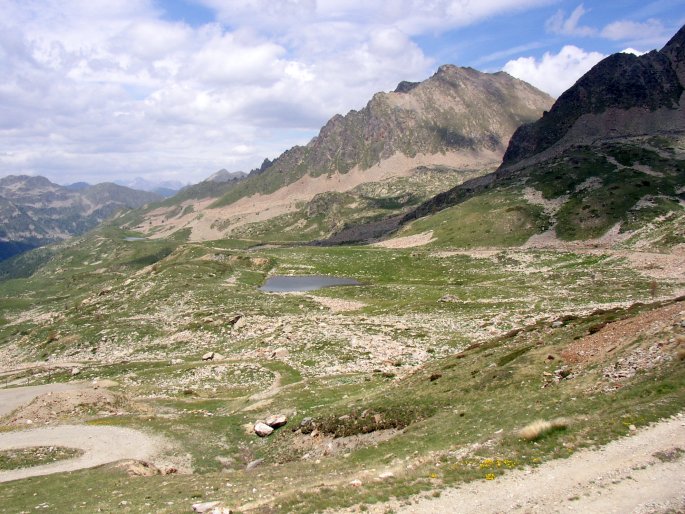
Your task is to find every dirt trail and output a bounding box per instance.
[239,372,284,412]
[247,371,282,403]
[0,425,164,482]
[0,382,93,417]
[388,413,685,514]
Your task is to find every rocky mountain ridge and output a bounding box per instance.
[501,25,685,171]
[210,65,554,208]
[389,26,685,235]
[0,175,161,260]
[128,65,553,241]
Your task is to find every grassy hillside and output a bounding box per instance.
[0,222,683,511]
[226,167,484,243]
[395,136,685,248]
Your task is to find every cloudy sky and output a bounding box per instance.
[1,1,683,186]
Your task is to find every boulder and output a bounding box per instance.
[270,347,289,359]
[226,314,243,325]
[254,422,274,437]
[265,414,287,428]
[118,460,161,477]
[202,352,215,361]
[191,501,222,513]
[71,367,81,376]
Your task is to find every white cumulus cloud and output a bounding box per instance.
[0,0,607,184]
[600,18,671,48]
[503,45,605,97]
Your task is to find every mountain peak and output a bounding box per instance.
[204,169,247,183]
[501,24,685,169]
[662,24,685,83]
[662,23,685,53]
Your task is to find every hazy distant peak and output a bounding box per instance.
[203,169,247,183]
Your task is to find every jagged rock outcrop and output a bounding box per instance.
[130,65,552,242]
[501,25,685,170]
[218,65,553,201]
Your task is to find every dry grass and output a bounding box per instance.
[518,418,570,441]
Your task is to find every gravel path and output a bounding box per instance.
[393,413,685,514]
[0,425,164,482]
[0,382,91,417]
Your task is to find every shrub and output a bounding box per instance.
[518,417,570,441]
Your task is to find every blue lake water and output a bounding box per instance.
[260,275,361,292]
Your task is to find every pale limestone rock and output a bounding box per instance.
[254,422,274,437]
[265,414,287,428]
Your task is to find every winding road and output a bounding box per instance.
[0,425,163,482]
[0,382,164,483]
[0,382,91,418]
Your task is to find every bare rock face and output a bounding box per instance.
[254,65,553,183]
[501,25,685,170]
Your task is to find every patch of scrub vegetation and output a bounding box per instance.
[603,142,677,173]
[265,301,685,513]
[527,141,685,240]
[623,210,685,249]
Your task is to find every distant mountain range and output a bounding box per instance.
[0,175,161,260]
[124,65,553,241]
[9,23,681,256]
[113,177,186,197]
